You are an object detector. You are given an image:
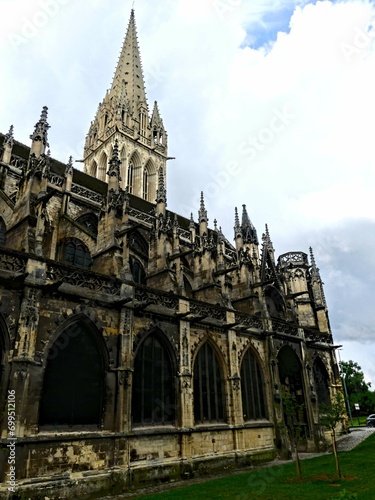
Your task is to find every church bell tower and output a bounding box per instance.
[83,9,168,202]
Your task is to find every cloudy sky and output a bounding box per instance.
[1,0,375,386]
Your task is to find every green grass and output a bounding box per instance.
[135,433,375,500]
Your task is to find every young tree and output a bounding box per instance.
[320,392,346,479]
[281,388,305,480]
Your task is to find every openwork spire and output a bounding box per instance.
[30,106,50,146]
[156,166,167,203]
[3,125,14,148]
[309,247,327,307]
[198,192,208,223]
[110,9,148,112]
[107,139,122,180]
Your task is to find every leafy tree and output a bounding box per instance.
[340,360,374,416]
[320,392,346,479]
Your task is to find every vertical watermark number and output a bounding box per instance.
[7,390,17,493]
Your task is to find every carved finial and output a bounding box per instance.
[309,247,320,277]
[189,213,195,230]
[30,106,50,146]
[65,156,73,176]
[107,139,122,180]
[156,166,167,204]
[3,125,14,148]
[214,219,218,231]
[198,191,208,223]
[234,207,240,229]
[173,213,179,228]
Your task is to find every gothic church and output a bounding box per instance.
[0,9,342,499]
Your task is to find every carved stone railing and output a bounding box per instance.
[121,125,134,136]
[179,228,191,240]
[235,311,263,330]
[278,252,308,268]
[272,319,299,337]
[128,207,155,225]
[9,154,27,171]
[0,249,28,273]
[46,262,122,296]
[48,172,64,188]
[189,300,227,321]
[71,184,104,205]
[305,329,333,345]
[134,285,179,310]
[154,144,166,155]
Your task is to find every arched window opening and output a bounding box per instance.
[265,286,285,319]
[130,257,146,284]
[127,161,134,194]
[98,152,107,182]
[143,169,148,201]
[313,358,330,406]
[129,232,148,257]
[90,161,97,178]
[39,322,105,427]
[76,213,98,237]
[59,239,92,270]
[0,218,6,247]
[132,334,175,426]
[241,349,267,421]
[278,346,308,434]
[193,342,225,424]
[104,113,108,128]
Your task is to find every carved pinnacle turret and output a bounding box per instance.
[107,139,122,180]
[156,166,167,204]
[241,204,258,245]
[3,125,14,148]
[198,192,208,223]
[30,106,50,146]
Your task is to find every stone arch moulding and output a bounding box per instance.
[191,334,229,380]
[45,307,105,364]
[39,315,109,428]
[133,324,178,366]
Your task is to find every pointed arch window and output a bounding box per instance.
[143,169,148,201]
[127,161,134,194]
[193,342,225,424]
[76,213,98,237]
[0,218,6,247]
[313,358,330,406]
[39,321,106,427]
[130,257,146,284]
[240,349,267,421]
[132,334,175,426]
[59,239,92,270]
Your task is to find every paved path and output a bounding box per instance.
[335,426,375,451]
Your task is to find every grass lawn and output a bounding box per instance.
[136,432,375,500]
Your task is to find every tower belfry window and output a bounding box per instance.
[127,161,134,194]
[143,169,148,201]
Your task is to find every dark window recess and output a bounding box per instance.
[76,213,98,237]
[132,335,175,426]
[130,257,146,284]
[278,346,309,435]
[313,358,331,406]
[60,239,92,270]
[241,349,267,421]
[0,218,6,247]
[39,323,105,427]
[129,232,148,256]
[193,342,225,424]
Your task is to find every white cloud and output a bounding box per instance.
[1,0,374,383]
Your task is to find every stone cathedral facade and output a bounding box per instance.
[0,9,342,499]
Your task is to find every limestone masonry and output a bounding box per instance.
[0,9,343,499]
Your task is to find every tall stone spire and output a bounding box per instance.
[110,9,148,111]
[83,9,168,203]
